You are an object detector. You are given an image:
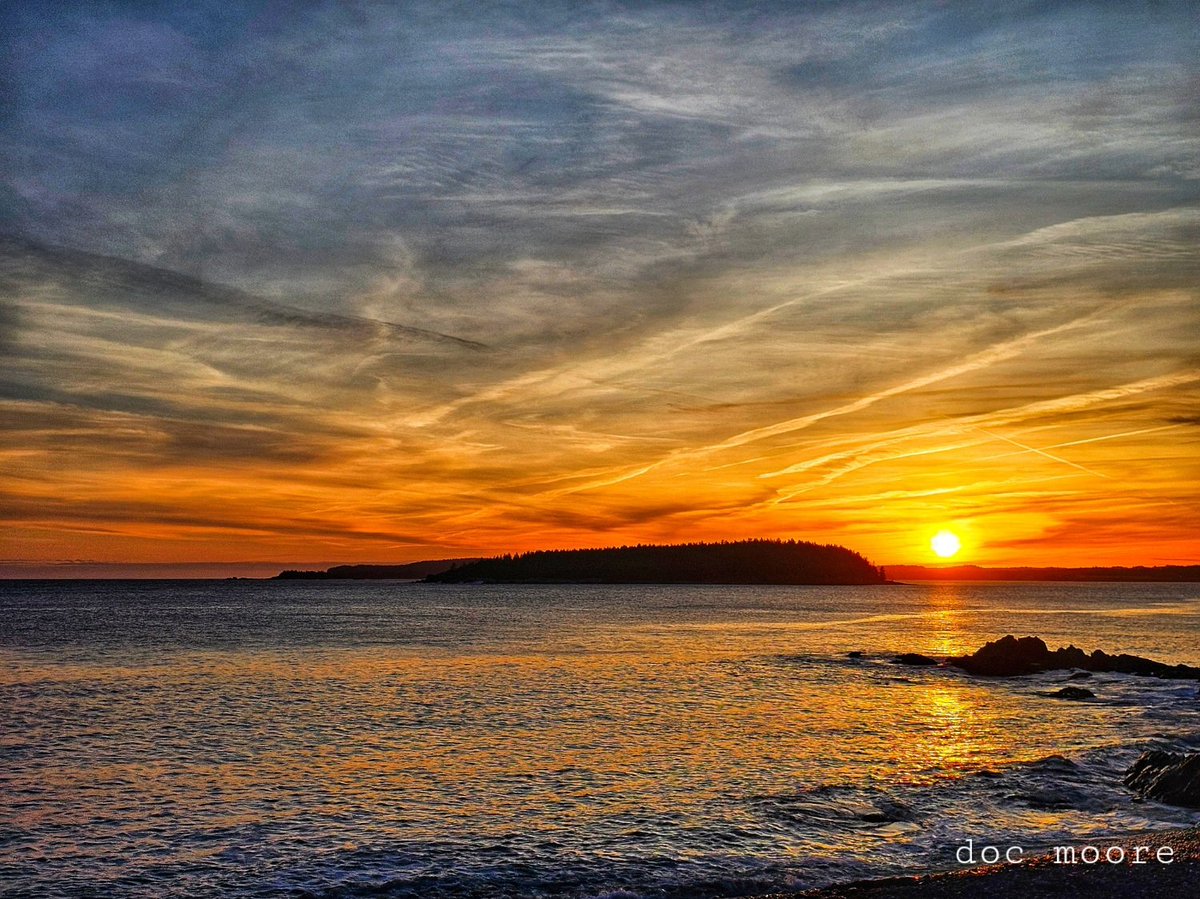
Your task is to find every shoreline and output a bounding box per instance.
[768,827,1200,899]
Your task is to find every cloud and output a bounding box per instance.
[1,0,1198,565]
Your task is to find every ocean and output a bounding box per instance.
[2,580,1199,897]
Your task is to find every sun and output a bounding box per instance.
[931,530,962,559]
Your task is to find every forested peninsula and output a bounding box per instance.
[424,539,887,585]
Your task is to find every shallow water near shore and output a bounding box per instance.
[3,580,1200,897]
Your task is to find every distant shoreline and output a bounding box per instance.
[272,560,478,581]
[5,561,1199,583]
[885,565,1200,583]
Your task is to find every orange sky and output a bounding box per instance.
[2,4,1199,576]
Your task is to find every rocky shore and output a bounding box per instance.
[887,635,1200,808]
[803,636,1200,896]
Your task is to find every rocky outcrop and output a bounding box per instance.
[1125,751,1200,808]
[949,635,1058,675]
[947,635,1200,679]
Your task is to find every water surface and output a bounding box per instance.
[3,580,1199,897]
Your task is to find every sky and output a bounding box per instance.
[2,0,1198,576]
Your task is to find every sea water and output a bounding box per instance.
[2,580,1199,897]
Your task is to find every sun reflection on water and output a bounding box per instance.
[4,581,1200,897]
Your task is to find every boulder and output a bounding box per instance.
[1124,751,1200,808]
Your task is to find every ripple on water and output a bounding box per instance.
[2,580,1199,897]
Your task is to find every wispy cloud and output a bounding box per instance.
[1,1,1197,567]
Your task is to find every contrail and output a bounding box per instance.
[759,372,1198,482]
[770,441,981,503]
[691,314,1103,458]
[978,424,1182,461]
[549,315,1121,498]
[974,428,1113,479]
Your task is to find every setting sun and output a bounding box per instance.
[931,531,962,559]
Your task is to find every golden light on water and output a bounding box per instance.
[931,531,962,559]
[3,3,1199,578]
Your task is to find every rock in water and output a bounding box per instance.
[948,634,1200,679]
[1037,686,1096,700]
[893,652,939,666]
[949,635,1053,676]
[1124,751,1200,808]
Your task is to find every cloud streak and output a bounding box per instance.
[1,0,1198,570]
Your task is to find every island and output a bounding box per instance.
[423,539,887,585]
[271,559,1200,584]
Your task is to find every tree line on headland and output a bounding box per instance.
[424,539,887,585]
